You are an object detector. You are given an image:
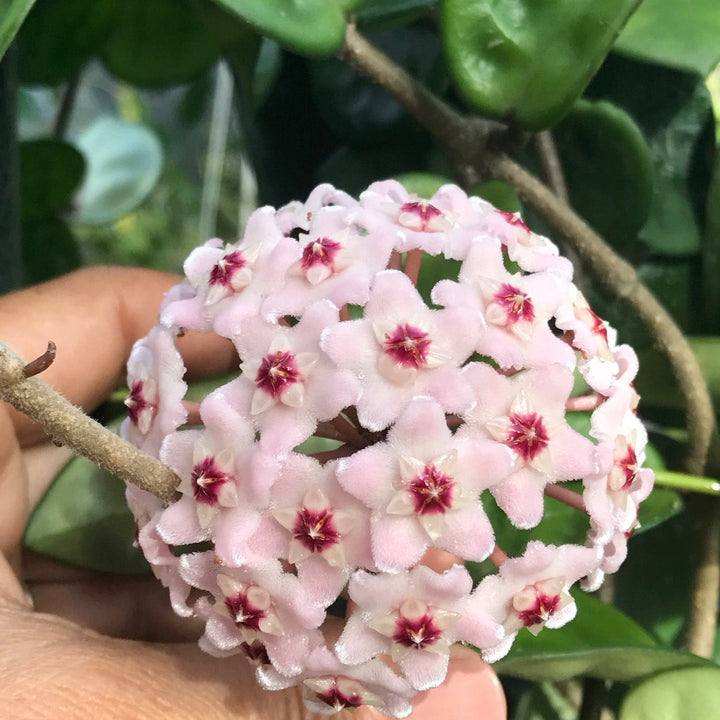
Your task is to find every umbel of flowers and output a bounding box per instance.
[123,180,653,717]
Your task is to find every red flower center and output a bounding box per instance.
[615,445,638,491]
[316,681,363,710]
[126,379,157,427]
[209,250,247,287]
[225,589,268,632]
[191,456,231,505]
[493,283,535,324]
[292,507,341,554]
[517,587,561,628]
[408,465,455,515]
[255,351,301,398]
[383,323,431,368]
[506,412,550,461]
[398,200,445,231]
[301,237,341,270]
[393,612,443,650]
[499,210,530,233]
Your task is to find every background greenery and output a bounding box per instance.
[2,1,720,719]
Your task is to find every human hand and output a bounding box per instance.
[0,266,506,720]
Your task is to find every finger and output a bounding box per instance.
[0,595,310,720]
[410,645,506,720]
[0,267,236,445]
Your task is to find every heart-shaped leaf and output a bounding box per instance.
[211,0,351,57]
[23,436,148,574]
[442,0,641,130]
[20,139,85,220]
[102,0,220,87]
[0,0,35,60]
[614,0,720,77]
[74,116,163,224]
[620,666,720,720]
[18,0,116,85]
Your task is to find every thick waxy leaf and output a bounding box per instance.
[588,59,714,256]
[102,0,220,87]
[211,0,351,57]
[493,591,713,681]
[620,667,720,720]
[703,149,720,332]
[393,172,451,199]
[20,139,85,220]
[442,0,641,130]
[635,337,720,411]
[614,0,720,77]
[309,25,443,146]
[24,449,148,573]
[74,116,163,224]
[514,683,577,720]
[357,0,437,30]
[18,0,116,85]
[0,0,35,60]
[555,99,654,251]
[22,215,81,283]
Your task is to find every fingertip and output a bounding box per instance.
[411,647,506,720]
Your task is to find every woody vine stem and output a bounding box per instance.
[339,24,719,658]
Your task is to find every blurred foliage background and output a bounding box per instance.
[2,1,720,719]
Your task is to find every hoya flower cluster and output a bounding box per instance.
[123,180,653,717]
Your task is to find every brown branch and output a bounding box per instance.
[685,494,720,657]
[534,130,569,204]
[0,342,179,503]
[544,484,586,512]
[22,341,56,377]
[403,249,423,286]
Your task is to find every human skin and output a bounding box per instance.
[0,266,506,720]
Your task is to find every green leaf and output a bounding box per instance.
[614,0,720,77]
[555,99,654,251]
[472,181,521,213]
[17,0,116,85]
[635,337,720,411]
[393,172,451,199]
[24,448,148,574]
[620,667,720,720]
[357,0,437,30]
[637,486,683,532]
[442,0,641,130]
[514,683,581,720]
[74,116,163,224]
[493,591,713,682]
[0,0,35,61]
[309,25,443,147]
[702,148,720,332]
[588,59,714,256]
[22,215,81,283]
[211,0,349,57]
[20,139,85,220]
[102,0,220,87]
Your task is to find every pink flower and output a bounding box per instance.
[463,362,599,528]
[470,541,600,662]
[263,204,395,318]
[337,397,512,570]
[227,300,361,454]
[434,238,575,370]
[121,326,187,456]
[336,564,487,690]
[321,270,478,430]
